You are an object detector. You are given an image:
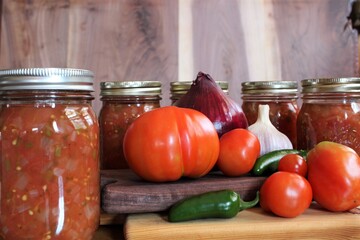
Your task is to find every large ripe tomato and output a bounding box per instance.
[260,171,312,218]
[123,106,220,182]
[307,141,360,212]
[278,153,308,177]
[217,128,260,176]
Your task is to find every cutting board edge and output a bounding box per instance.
[124,206,360,240]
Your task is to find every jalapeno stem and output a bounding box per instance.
[239,191,259,211]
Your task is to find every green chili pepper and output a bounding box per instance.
[168,190,259,222]
[252,149,308,176]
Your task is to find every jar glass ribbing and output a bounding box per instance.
[0,68,100,240]
[297,78,360,155]
[241,81,299,148]
[99,81,161,169]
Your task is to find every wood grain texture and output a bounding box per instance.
[0,0,357,113]
[125,204,360,240]
[191,0,358,104]
[273,0,357,79]
[101,169,265,214]
[0,0,178,113]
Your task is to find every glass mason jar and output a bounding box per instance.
[241,81,299,148]
[99,81,161,169]
[297,78,360,154]
[170,81,228,104]
[0,68,100,240]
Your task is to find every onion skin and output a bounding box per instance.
[174,72,248,137]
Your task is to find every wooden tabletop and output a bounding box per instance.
[124,204,360,240]
[93,225,124,240]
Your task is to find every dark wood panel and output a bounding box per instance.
[0,0,178,113]
[192,0,248,104]
[0,0,357,114]
[191,0,358,104]
[274,0,357,80]
[86,0,178,112]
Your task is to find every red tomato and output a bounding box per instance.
[217,129,260,176]
[123,106,220,182]
[307,141,360,212]
[260,171,313,218]
[278,153,308,177]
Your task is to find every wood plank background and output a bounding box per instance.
[0,0,358,114]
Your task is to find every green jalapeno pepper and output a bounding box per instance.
[168,190,259,222]
[252,149,308,176]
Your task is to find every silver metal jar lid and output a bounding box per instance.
[0,68,94,91]
[100,81,161,96]
[301,78,360,93]
[241,81,298,94]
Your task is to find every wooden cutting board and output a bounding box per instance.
[125,204,360,240]
[101,169,265,214]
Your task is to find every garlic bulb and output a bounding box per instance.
[248,104,293,156]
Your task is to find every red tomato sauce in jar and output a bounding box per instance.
[99,81,161,169]
[241,81,299,148]
[0,68,100,240]
[297,78,360,154]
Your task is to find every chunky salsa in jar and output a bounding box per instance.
[297,78,360,155]
[0,68,100,240]
[99,81,161,169]
[241,81,299,148]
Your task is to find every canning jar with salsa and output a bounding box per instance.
[241,81,299,148]
[297,78,360,155]
[99,81,161,169]
[0,68,100,240]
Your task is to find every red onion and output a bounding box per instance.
[174,72,248,137]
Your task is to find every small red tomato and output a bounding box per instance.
[217,128,260,177]
[260,171,313,218]
[278,153,308,177]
